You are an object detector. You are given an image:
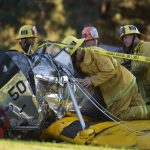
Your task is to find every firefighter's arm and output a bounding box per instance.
[132,48,150,75]
[131,61,147,75]
[90,55,116,87]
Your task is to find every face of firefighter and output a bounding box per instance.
[76,50,85,62]
[122,34,135,47]
[21,37,36,53]
[85,39,98,47]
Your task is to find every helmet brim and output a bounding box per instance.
[69,38,85,55]
[120,33,144,40]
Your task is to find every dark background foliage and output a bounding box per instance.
[0,0,150,49]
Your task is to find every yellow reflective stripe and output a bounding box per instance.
[137,80,146,100]
[140,105,148,119]
[144,97,150,103]
[143,105,148,119]
[106,76,136,107]
[140,106,145,119]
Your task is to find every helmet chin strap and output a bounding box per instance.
[126,35,136,54]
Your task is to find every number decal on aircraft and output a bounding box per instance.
[8,81,27,101]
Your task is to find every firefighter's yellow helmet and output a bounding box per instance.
[119,25,143,39]
[16,25,39,40]
[62,36,84,55]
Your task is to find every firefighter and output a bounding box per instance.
[61,36,109,120]
[40,33,150,145]
[68,26,150,120]
[11,25,39,54]
[119,25,150,104]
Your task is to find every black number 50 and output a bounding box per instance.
[8,81,26,101]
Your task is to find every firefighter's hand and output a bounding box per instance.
[80,77,92,88]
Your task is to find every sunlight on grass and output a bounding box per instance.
[0,139,121,150]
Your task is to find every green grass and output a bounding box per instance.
[0,139,120,150]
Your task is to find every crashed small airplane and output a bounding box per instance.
[0,42,150,149]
